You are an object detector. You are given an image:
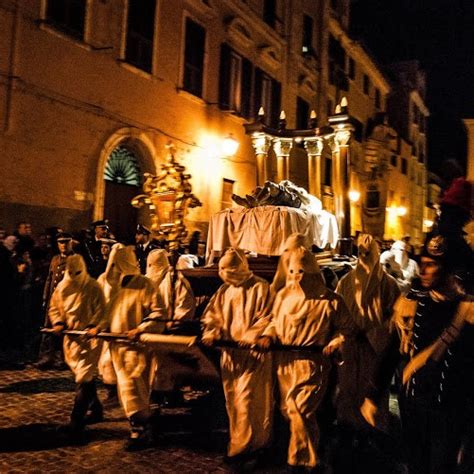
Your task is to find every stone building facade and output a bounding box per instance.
[0,0,429,244]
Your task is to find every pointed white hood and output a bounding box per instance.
[146,249,170,285]
[218,248,253,286]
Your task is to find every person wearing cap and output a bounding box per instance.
[49,254,106,443]
[361,234,474,473]
[96,237,116,277]
[135,224,162,274]
[35,232,74,369]
[201,248,273,467]
[81,220,110,278]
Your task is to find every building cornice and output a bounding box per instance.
[410,90,430,116]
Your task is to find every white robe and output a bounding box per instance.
[203,271,273,458]
[381,241,419,295]
[96,243,125,385]
[106,247,165,418]
[146,249,196,391]
[336,235,400,428]
[263,248,354,468]
[49,255,106,384]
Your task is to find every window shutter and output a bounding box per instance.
[241,58,253,119]
[218,43,232,110]
[270,79,281,128]
[254,67,263,119]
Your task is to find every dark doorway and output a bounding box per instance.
[103,145,142,243]
[104,181,139,243]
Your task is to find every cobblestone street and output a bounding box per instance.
[0,361,407,473]
[0,364,241,473]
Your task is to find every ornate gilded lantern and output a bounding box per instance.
[132,143,201,250]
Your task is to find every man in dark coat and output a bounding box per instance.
[134,224,162,274]
[361,234,474,474]
[82,220,110,278]
[35,232,75,369]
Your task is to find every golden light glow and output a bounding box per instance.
[386,205,407,217]
[423,219,434,228]
[348,190,360,202]
[221,134,239,157]
[397,206,407,217]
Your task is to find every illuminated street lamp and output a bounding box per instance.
[221,134,239,157]
[349,190,361,202]
[397,206,407,217]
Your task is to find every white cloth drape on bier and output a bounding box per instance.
[206,205,338,263]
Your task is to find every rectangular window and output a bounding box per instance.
[329,35,345,69]
[296,97,310,129]
[366,189,380,209]
[46,0,86,39]
[220,44,283,122]
[419,115,425,133]
[263,0,277,28]
[228,52,242,111]
[125,0,156,73]
[324,157,332,186]
[302,14,314,55]
[183,18,206,97]
[390,155,398,168]
[327,99,333,117]
[254,68,281,127]
[363,74,370,95]
[352,117,364,142]
[348,58,355,80]
[221,179,235,210]
[401,157,408,175]
[375,88,381,108]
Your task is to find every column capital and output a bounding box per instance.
[303,137,324,156]
[272,137,293,157]
[251,133,272,155]
[334,129,352,149]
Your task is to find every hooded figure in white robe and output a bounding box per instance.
[49,254,106,433]
[261,246,354,469]
[381,240,419,295]
[202,248,273,461]
[105,246,166,450]
[96,244,125,393]
[146,249,195,395]
[336,234,400,428]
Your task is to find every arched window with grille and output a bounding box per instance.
[104,146,142,186]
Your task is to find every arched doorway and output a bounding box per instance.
[103,145,142,243]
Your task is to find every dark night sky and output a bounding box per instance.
[350,0,474,174]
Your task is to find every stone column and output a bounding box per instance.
[251,133,272,186]
[331,129,352,255]
[273,138,293,182]
[304,137,324,198]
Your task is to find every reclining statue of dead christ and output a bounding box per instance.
[232,180,322,213]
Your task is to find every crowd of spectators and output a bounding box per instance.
[0,221,206,368]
